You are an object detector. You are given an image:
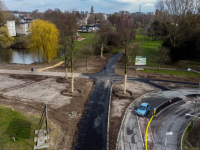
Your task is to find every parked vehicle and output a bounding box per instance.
[136,103,150,116]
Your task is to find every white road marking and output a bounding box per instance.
[166,131,173,135]
[104,79,109,88]
[165,136,167,146]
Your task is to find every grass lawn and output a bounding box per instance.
[78,33,96,44]
[134,34,150,43]
[140,40,163,56]
[0,106,40,150]
[76,33,96,52]
[140,68,200,78]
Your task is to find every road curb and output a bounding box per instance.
[107,81,113,150]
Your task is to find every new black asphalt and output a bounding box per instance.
[74,52,199,150]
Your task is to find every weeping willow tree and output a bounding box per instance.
[29,19,59,62]
[0,26,14,48]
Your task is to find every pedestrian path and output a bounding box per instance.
[117,108,144,150]
[0,69,81,78]
[37,61,64,71]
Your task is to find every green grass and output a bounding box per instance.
[78,33,96,44]
[75,33,96,51]
[140,40,163,56]
[134,34,150,42]
[140,68,200,78]
[0,106,40,150]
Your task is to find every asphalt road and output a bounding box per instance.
[74,52,124,150]
[117,88,200,150]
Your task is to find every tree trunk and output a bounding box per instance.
[71,48,74,93]
[65,68,68,79]
[86,58,88,71]
[124,74,127,94]
[71,72,74,93]
[124,45,128,94]
[101,41,103,58]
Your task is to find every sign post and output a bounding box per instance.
[135,56,146,70]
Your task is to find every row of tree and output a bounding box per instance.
[28,8,143,94]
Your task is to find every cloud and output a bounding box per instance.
[143,3,154,7]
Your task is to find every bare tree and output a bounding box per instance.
[88,14,95,25]
[116,13,135,94]
[96,21,113,57]
[63,12,79,93]
[129,44,143,62]
[80,44,94,71]
[30,9,40,19]
[95,13,105,22]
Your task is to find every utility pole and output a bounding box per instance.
[139,5,141,15]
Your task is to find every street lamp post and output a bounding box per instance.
[187,68,200,127]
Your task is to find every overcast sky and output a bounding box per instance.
[5,0,157,14]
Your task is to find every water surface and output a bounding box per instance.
[0,49,43,64]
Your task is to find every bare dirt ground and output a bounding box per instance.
[0,74,94,150]
[0,53,199,150]
[0,54,113,150]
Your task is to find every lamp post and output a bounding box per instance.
[187,68,200,127]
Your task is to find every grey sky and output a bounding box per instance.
[5,0,157,13]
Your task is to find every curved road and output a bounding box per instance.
[74,52,199,150]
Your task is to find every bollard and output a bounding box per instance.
[154,108,156,115]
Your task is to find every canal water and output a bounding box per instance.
[0,48,43,64]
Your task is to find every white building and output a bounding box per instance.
[103,14,108,20]
[16,23,29,35]
[6,21,16,36]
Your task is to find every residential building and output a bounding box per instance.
[16,23,29,35]
[77,25,99,33]
[103,14,108,20]
[5,21,16,36]
[20,16,31,24]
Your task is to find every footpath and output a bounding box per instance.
[0,61,81,77]
[0,69,81,77]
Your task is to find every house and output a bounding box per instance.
[16,23,29,35]
[77,25,99,33]
[20,16,31,24]
[5,21,16,36]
